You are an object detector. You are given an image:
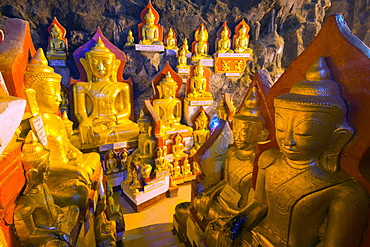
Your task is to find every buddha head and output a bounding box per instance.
[159,72,178,98]
[232,86,268,151]
[197,24,208,42]
[144,8,155,25]
[195,111,209,130]
[51,25,62,39]
[24,48,62,114]
[183,38,189,48]
[168,28,174,38]
[194,62,204,76]
[239,25,247,37]
[22,131,50,195]
[221,26,229,39]
[274,57,353,171]
[174,133,183,145]
[83,37,120,82]
[179,47,187,57]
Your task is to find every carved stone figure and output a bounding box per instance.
[14,131,79,247]
[190,110,210,157]
[46,24,66,59]
[187,63,212,100]
[233,21,252,53]
[192,24,212,61]
[216,25,233,53]
[105,150,119,174]
[72,37,139,148]
[139,8,163,45]
[124,30,135,46]
[177,47,190,70]
[165,28,178,51]
[206,58,368,247]
[23,48,100,208]
[172,133,188,162]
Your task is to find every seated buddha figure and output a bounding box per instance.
[72,37,139,148]
[177,47,190,70]
[95,195,117,247]
[139,8,163,45]
[46,24,66,59]
[155,147,169,173]
[172,133,188,162]
[136,110,156,162]
[194,86,268,222]
[14,131,79,247]
[216,26,233,53]
[152,72,192,135]
[182,38,191,54]
[24,48,100,209]
[190,111,210,156]
[187,63,212,100]
[165,28,178,51]
[124,30,135,46]
[206,58,369,247]
[105,150,119,174]
[192,24,212,61]
[234,24,252,53]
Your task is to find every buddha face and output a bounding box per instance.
[87,53,114,80]
[195,65,204,76]
[221,28,229,39]
[232,119,262,151]
[275,107,338,163]
[239,26,247,36]
[37,83,62,113]
[161,83,177,98]
[145,10,155,25]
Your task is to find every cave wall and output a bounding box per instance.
[0,0,368,117]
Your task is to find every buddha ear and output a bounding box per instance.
[258,127,270,144]
[324,124,353,171]
[80,58,93,82]
[24,88,39,116]
[111,60,121,82]
[23,169,39,195]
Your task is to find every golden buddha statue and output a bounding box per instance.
[105,150,119,174]
[72,37,139,149]
[155,147,169,173]
[172,161,183,180]
[106,182,124,233]
[177,46,190,70]
[172,133,188,162]
[14,131,79,247]
[124,30,135,46]
[194,86,268,222]
[140,162,153,180]
[192,24,212,61]
[46,24,66,59]
[137,110,156,161]
[183,38,191,54]
[182,157,193,176]
[23,48,100,209]
[122,164,133,187]
[152,72,192,135]
[129,170,141,193]
[139,8,163,45]
[192,160,201,174]
[187,63,212,100]
[234,24,252,53]
[190,111,210,156]
[206,58,368,247]
[216,26,233,53]
[165,28,178,51]
[95,195,117,247]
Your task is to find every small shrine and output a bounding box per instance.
[46,17,67,66]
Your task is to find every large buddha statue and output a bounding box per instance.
[139,8,163,45]
[24,48,100,208]
[72,37,139,149]
[216,26,233,53]
[192,24,212,62]
[46,24,66,59]
[152,72,192,136]
[206,58,368,247]
[193,87,268,222]
[187,63,212,100]
[14,131,79,247]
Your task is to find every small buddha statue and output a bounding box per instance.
[177,47,190,70]
[140,162,153,180]
[234,24,252,53]
[95,196,117,247]
[190,111,210,156]
[182,157,193,176]
[172,161,183,180]
[105,150,119,174]
[192,24,212,62]
[120,149,129,171]
[192,160,201,174]
[154,148,168,173]
[165,28,178,51]
[124,30,135,46]
[72,37,139,148]
[129,170,141,193]
[46,24,66,59]
[187,63,212,100]
[182,38,191,54]
[137,110,156,162]
[139,8,163,45]
[14,131,79,247]
[216,26,233,53]
[172,133,188,162]
[152,72,192,135]
[106,182,125,232]
[24,48,100,209]
[206,58,369,247]
[122,164,133,187]
[194,86,268,222]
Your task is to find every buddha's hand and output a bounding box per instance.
[79,119,93,144]
[204,217,232,247]
[193,194,211,219]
